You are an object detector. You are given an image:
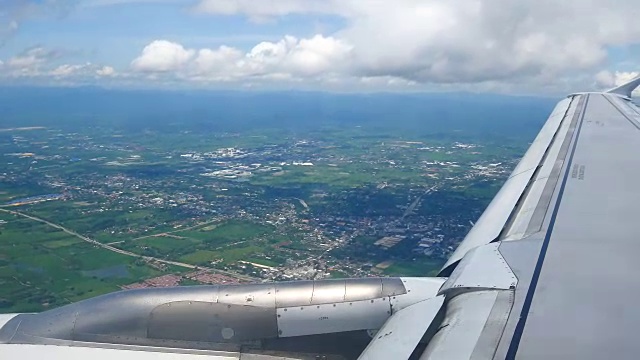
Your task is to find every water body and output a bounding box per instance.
[13,262,45,274]
[6,193,63,205]
[82,264,130,279]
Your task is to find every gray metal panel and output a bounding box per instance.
[420,291,501,359]
[510,93,640,359]
[503,98,580,240]
[425,77,640,359]
[219,283,275,307]
[272,278,405,307]
[391,277,447,312]
[470,290,515,360]
[492,239,543,359]
[310,279,346,304]
[380,277,407,296]
[439,243,517,295]
[344,278,383,302]
[606,93,640,126]
[0,278,408,352]
[276,298,391,337]
[274,281,314,307]
[358,296,445,360]
[441,98,573,271]
[72,286,220,339]
[148,301,278,342]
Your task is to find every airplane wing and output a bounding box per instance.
[2,77,640,359]
[424,76,640,359]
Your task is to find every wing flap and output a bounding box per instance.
[357,296,444,360]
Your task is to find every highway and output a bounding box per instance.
[130,219,220,241]
[0,208,256,282]
[402,185,438,219]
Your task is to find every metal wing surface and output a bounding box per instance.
[422,76,640,359]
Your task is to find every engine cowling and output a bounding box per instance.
[0,277,444,350]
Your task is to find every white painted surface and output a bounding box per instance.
[391,277,446,312]
[0,313,19,328]
[358,296,444,360]
[0,344,239,360]
[440,243,517,294]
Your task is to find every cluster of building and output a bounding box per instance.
[121,270,245,289]
[183,270,243,285]
[121,274,182,289]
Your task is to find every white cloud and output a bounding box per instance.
[131,40,195,72]
[595,70,639,87]
[96,65,116,77]
[132,35,352,83]
[50,63,90,77]
[192,46,243,78]
[2,47,63,77]
[49,63,117,78]
[7,47,57,69]
[595,70,640,95]
[282,35,353,76]
[193,0,345,21]
[5,0,640,92]
[242,35,351,77]
[189,0,640,92]
[0,46,118,85]
[335,1,621,84]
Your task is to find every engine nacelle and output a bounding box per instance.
[0,277,444,350]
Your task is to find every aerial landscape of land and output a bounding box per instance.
[0,88,555,312]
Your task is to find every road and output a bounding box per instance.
[130,219,220,241]
[402,185,438,219]
[0,208,255,282]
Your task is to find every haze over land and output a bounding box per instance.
[0,87,555,312]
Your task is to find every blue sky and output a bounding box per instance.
[1,1,347,63]
[0,0,639,93]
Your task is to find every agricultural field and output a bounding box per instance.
[0,212,167,312]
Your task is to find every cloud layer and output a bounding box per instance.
[127,0,640,91]
[130,35,353,84]
[0,45,116,82]
[2,0,640,92]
